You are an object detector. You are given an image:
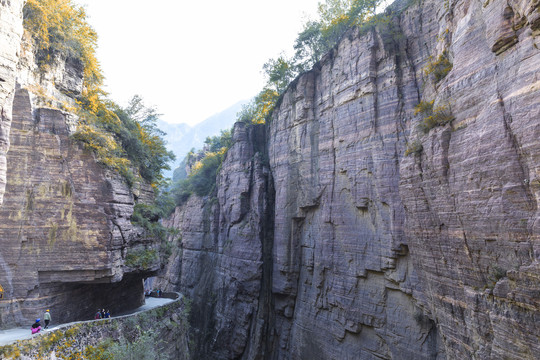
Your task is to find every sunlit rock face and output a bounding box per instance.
[160,0,540,359]
[0,88,158,326]
[0,4,159,327]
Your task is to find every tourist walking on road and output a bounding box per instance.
[43,309,51,329]
[94,309,102,320]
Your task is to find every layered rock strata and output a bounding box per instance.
[399,0,540,358]
[158,0,540,359]
[0,88,159,326]
[0,4,159,326]
[156,122,273,358]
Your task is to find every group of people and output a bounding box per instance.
[31,309,51,334]
[30,307,111,335]
[94,308,111,320]
[144,288,163,297]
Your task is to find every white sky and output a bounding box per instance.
[72,0,322,126]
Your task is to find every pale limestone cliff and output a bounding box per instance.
[158,0,540,359]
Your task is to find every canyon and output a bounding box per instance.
[0,0,538,359]
[155,0,540,359]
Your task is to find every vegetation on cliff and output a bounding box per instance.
[240,0,383,126]
[172,130,232,205]
[169,0,384,205]
[0,298,191,359]
[23,0,175,188]
[23,0,176,271]
[130,200,178,263]
[23,0,102,88]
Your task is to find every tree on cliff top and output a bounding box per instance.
[113,96,175,185]
[24,0,175,188]
[170,129,233,204]
[24,0,103,88]
[294,0,381,71]
[171,0,383,207]
[238,0,383,127]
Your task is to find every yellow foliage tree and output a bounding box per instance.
[24,0,174,188]
[24,0,103,88]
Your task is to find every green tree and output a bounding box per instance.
[293,0,382,71]
[204,129,233,153]
[105,330,166,360]
[237,88,279,125]
[170,128,234,205]
[263,55,297,94]
[113,96,176,185]
[293,21,325,72]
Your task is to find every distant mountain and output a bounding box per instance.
[158,99,249,179]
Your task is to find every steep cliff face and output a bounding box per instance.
[399,0,540,358]
[0,88,158,326]
[0,3,160,327]
[267,18,429,360]
[156,122,274,358]
[159,0,540,359]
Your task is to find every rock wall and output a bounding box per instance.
[399,0,540,358]
[155,122,274,358]
[0,2,160,328]
[0,87,159,327]
[159,0,540,359]
[267,17,429,360]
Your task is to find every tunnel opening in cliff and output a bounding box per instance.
[25,274,146,324]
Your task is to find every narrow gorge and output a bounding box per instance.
[0,0,539,359]
[155,0,540,358]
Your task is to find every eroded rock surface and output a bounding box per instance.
[157,0,540,359]
[0,5,159,326]
[155,122,273,358]
[0,89,158,326]
[400,0,540,358]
